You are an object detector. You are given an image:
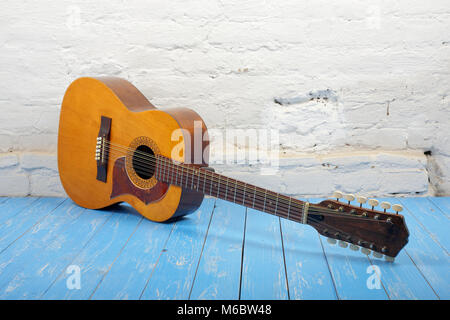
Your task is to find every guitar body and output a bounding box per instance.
[58,77,209,222]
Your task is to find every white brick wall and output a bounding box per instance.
[0,1,449,197]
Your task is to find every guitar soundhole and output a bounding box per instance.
[132,145,155,180]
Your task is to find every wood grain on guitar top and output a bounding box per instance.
[58,76,208,222]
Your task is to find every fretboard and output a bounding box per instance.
[155,156,309,225]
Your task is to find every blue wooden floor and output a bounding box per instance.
[0,196,448,300]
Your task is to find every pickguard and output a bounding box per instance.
[110,157,169,204]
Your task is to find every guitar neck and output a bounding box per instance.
[155,157,311,225]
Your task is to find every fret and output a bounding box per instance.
[202,169,206,193]
[191,168,194,189]
[217,175,221,198]
[180,166,184,187]
[209,172,213,195]
[233,180,238,203]
[274,193,279,216]
[242,183,246,205]
[196,168,199,191]
[161,159,165,181]
[173,162,177,185]
[262,189,268,211]
[224,177,229,201]
[252,186,256,208]
[287,197,292,220]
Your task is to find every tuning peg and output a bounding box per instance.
[332,191,343,200]
[384,255,395,262]
[361,247,371,255]
[349,244,359,251]
[343,193,355,204]
[368,199,379,209]
[373,252,383,259]
[380,201,391,212]
[327,238,337,245]
[356,196,367,207]
[392,204,403,215]
[338,241,348,248]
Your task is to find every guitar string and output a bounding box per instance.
[102,143,366,220]
[102,140,372,218]
[97,137,384,236]
[101,140,341,216]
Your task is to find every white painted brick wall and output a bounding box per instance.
[0,1,449,197]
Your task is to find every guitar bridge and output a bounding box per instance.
[95,116,112,182]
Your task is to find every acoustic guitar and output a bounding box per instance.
[57,77,409,262]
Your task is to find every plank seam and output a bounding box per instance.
[188,199,217,300]
[89,216,145,300]
[0,198,66,256]
[398,198,449,256]
[138,221,177,299]
[404,249,440,299]
[278,217,290,300]
[316,235,340,300]
[238,208,248,300]
[427,198,450,219]
[39,210,115,299]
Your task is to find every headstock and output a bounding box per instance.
[307,191,409,262]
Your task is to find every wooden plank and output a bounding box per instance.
[0,197,40,225]
[280,198,337,299]
[396,198,450,299]
[189,199,246,300]
[240,208,289,300]
[0,199,111,299]
[399,198,449,253]
[0,197,66,253]
[357,198,438,300]
[427,197,450,218]
[41,204,144,299]
[139,198,216,300]
[88,206,177,300]
[310,198,389,300]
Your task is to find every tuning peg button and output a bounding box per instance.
[338,241,348,248]
[368,199,379,208]
[380,202,391,210]
[361,247,371,255]
[349,244,359,251]
[344,194,355,202]
[392,204,403,213]
[384,255,395,262]
[356,196,367,204]
[327,238,337,245]
[373,252,383,259]
[332,191,343,199]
